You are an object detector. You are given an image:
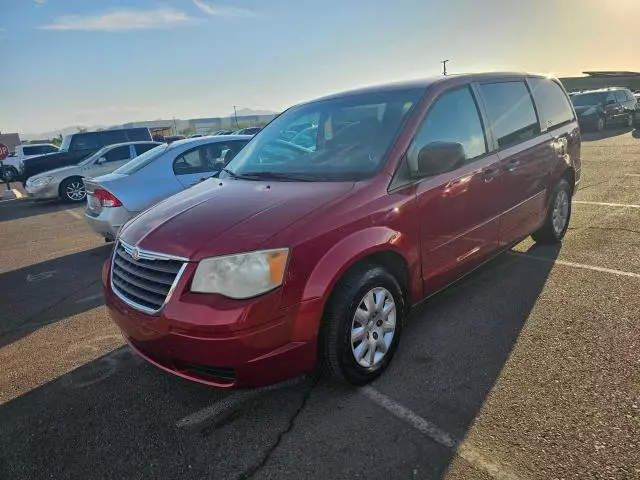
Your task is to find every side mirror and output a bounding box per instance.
[414,142,465,178]
[96,157,107,165]
[606,99,616,106]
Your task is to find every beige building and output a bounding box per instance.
[0,133,21,153]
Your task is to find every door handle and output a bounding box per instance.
[482,168,499,182]
[506,159,520,172]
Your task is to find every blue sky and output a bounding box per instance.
[0,0,638,134]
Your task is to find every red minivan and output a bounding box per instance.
[103,73,581,388]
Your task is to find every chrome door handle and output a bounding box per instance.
[506,160,520,172]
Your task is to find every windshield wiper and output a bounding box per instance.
[221,168,240,179]
[233,171,318,182]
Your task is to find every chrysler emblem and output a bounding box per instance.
[130,247,141,261]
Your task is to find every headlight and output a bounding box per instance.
[28,176,53,187]
[581,107,596,116]
[191,248,289,299]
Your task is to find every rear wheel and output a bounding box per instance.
[319,263,405,385]
[0,166,18,182]
[60,177,86,203]
[532,178,572,244]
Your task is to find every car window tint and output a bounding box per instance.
[407,86,486,172]
[42,145,58,153]
[217,141,249,166]
[479,81,540,149]
[173,144,224,175]
[104,145,131,162]
[70,132,101,151]
[528,78,574,130]
[135,143,158,156]
[100,130,128,146]
[22,146,39,155]
[126,129,151,141]
[614,91,627,102]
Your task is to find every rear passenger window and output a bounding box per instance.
[100,130,128,146]
[70,132,101,151]
[614,91,627,103]
[478,81,540,149]
[407,86,486,173]
[104,145,131,163]
[135,143,157,156]
[528,78,574,131]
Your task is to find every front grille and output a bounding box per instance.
[111,241,186,313]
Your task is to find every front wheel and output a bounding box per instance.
[532,178,572,244]
[319,263,405,385]
[60,177,86,203]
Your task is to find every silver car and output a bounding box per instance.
[84,135,251,240]
[24,141,160,202]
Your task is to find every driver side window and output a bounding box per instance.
[407,86,487,175]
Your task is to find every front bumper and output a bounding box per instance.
[85,206,134,241]
[102,261,320,388]
[25,182,59,200]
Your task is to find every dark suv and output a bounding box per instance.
[20,127,152,183]
[571,88,636,132]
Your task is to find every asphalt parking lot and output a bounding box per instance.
[1,129,639,480]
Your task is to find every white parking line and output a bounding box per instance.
[66,209,83,220]
[360,387,522,480]
[176,376,306,428]
[26,270,56,282]
[509,252,640,279]
[624,174,640,177]
[573,200,640,209]
[74,293,103,304]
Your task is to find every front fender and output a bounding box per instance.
[301,226,420,306]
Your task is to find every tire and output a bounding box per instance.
[60,177,86,203]
[1,167,18,182]
[532,178,572,244]
[319,262,405,385]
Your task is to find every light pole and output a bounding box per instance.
[441,59,449,76]
[233,106,239,128]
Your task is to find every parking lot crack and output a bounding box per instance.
[237,378,318,480]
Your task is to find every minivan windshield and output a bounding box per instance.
[571,92,607,107]
[114,143,168,175]
[222,88,425,182]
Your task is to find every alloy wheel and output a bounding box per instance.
[350,287,396,368]
[65,181,86,201]
[552,189,570,236]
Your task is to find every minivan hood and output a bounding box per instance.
[120,178,355,260]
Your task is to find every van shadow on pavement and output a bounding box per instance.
[0,243,560,480]
[0,244,111,349]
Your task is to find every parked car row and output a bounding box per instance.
[83,135,251,240]
[570,87,638,131]
[0,143,59,181]
[97,72,582,390]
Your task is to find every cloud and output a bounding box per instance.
[34,0,47,5]
[193,0,254,17]
[38,8,194,31]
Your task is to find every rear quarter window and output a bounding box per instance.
[69,132,101,151]
[528,78,575,131]
[478,81,540,149]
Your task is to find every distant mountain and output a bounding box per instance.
[231,108,277,117]
[21,125,106,141]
